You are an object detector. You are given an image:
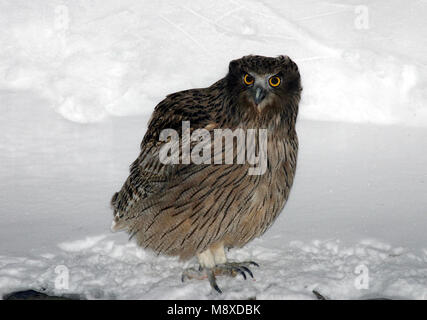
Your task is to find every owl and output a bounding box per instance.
[111,55,302,293]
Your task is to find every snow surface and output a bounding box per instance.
[1,0,427,125]
[1,0,427,299]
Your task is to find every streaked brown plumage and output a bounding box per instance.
[110,55,302,291]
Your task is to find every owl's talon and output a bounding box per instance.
[236,267,247,280]
[240,266,253,278]
[208,271,222,294]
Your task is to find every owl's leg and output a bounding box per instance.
[181,249,216,282]
[181,248,223,293]
[198,248,222,293]
[210,242,227,264]
[181,244,227,293]
[198,248,217,268]
[210,242,259,280]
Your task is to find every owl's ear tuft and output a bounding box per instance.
[278,55,290,62]
[228,59,240,73]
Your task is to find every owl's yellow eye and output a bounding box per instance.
[269,76,281,87]
[243,74,254,86]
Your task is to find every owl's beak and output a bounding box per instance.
[253,86,267,105]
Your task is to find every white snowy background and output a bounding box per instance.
[0,0,426,299]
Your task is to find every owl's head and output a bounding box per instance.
[226,55,302,125]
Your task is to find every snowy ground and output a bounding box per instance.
[1,0,427,299]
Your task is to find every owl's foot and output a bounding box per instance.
[181,266,206,281]
[212,261,259,280]
[181,261,259,294]
[181,267,223,293]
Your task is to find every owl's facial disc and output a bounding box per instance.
[239,69,286,113]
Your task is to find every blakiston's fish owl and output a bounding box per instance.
[111,55,302,292]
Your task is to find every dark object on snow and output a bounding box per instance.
[312,290,393,300]
[312,290,328,300]
[3,289,82,300]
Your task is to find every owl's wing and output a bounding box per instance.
[111,89,220,231]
